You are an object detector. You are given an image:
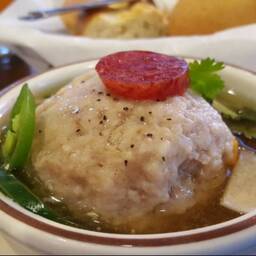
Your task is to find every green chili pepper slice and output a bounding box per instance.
[2,84,36,170]
[0,169,74,225]
[0,85,76,226]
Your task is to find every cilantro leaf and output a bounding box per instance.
[189,58,225,101]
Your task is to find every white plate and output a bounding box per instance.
[0,0,256,69]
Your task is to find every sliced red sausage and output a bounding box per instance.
[96,51,189,101]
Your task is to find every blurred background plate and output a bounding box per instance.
[0,0,255,70]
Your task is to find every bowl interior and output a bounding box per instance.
[0,59,256,241]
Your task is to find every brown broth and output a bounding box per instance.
[109,183,240,234]
[15,130,256,234]
[17,164,240,234]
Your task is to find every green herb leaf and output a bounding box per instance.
[189,58,225,101]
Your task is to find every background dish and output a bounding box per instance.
[0,0,255,70]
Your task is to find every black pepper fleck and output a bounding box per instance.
[140,116,145,122]
[166,118,172,121]
[98,163,104,167]
[88,119,91,123]
[148,111,152,115]
[99,132,103,136]
[123,107,129,111]
[99,120,104,124]
[103,115,107,121]
[38,129,42,134]
[160,137,164,141]
[76,129,81,133]
[124,160,128,166]
[162,156,166,162]
[81,80,85,83]
[130,144,135,148]
[106,93,111,97]
[146,133,153,138]
[96,99,101,102]
[97,91,103,95]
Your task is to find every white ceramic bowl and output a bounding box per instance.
[0,60,256,255]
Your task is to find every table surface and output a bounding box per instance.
[0,235,16,254]
[0,48,35,89]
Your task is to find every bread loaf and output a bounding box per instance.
[168,0,256,35]
[62,0,168,38]
[62,0,256,38]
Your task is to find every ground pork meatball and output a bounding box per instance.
[31,69,236,227]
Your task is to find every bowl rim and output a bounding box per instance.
[0,58,255,247]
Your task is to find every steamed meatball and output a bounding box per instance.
[32,70,236,226]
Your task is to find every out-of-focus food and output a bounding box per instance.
[0,0,12,11]
[169,0,256,35]
[62,0,168,38]
[61,0,256,38]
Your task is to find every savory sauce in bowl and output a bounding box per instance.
[17,166,241,234]
[0,52,255,235]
